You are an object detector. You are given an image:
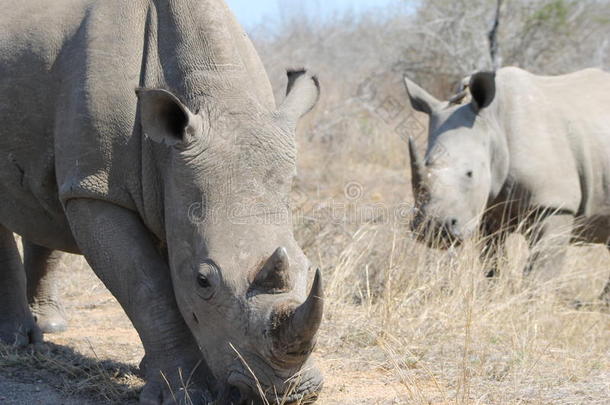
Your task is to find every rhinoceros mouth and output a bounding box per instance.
[280,375,323,404]
[429,228,463,249]
[411,217,463,249]
[226,370,323,404]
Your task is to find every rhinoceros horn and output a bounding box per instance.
[408,137,424,194]
[254,247,291,292]
[271,269,324,360]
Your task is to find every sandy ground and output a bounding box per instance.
[0,258,139,404]
[0,375,90,405]
[0,258,417,405]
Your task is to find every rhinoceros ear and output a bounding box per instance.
[469,71,496,112]
[136,88,202,146]
[404,77,441,115]
[278,69,320,128]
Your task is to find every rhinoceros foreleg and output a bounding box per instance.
[524,214,574,282]
[65,199,213,404]
[480,230,507,278]
[0,225,43,346]
[24,242,68,334]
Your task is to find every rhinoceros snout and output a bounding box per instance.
[434,217,463,247]
[412,213,463,248]
[224,367,323,405]
[226,385,249,405]
[446,217,460,235]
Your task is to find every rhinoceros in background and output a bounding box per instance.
[0,0,324,403]
[404,67,610,300]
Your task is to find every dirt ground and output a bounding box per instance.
[0,257,418,405]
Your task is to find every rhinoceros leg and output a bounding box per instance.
[64,199,213,404]
[480,228,507,278]
[524,214,574,282]
[0,225,43,346]
[24,242,68,334]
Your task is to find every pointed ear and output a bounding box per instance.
[403,77,441,115]
[469,71,496,112]
[136,88,202,146]
[278,69,320,127]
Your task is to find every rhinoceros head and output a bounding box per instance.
[404,72,499,247]
[136,70,323,403]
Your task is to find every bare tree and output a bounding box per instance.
[488,0,503,70]
[249,0,610,165]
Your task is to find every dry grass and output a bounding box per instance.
[0,342,140,403]
[304,219,609,404]
[286,145,610,403]
[259,4,610,401]
[286,89,610,404]
[2,213,608,404]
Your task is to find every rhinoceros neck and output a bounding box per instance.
[145,0,275,110]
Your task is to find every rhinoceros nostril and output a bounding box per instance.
[450,218,458,227]
[228,385,242,404]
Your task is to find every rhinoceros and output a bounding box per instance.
[0,0,324,403]
[404,67,610,300]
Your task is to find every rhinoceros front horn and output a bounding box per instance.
[271,269,324,360]
[408,137,424,194]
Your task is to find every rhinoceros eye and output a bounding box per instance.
[466,170,473,178]
[197,274,211,288]
[196,261,218,300]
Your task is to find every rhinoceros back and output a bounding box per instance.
[495,67,610,220]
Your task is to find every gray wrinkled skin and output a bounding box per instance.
[25,242,68,334]
[405,67,610,298]
[0,1,324,403]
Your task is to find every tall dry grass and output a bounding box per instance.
[292,190,609,403]
[253,2,610,402]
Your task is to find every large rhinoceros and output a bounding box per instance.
[404,67,610,300]
[0,0,324,403]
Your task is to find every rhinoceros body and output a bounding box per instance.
[0,1,324,403]
[405,67,610,298]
